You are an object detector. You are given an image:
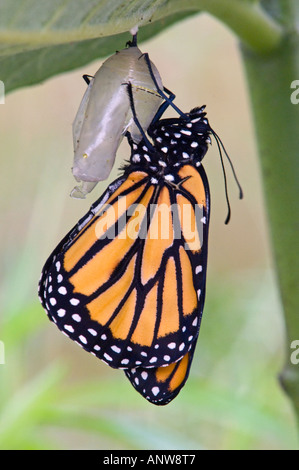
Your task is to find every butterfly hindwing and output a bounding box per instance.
[125,341,197,406]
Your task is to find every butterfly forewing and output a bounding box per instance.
[39,162,209,372]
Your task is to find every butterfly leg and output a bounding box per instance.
[126,33,138,48]
[140,52,187,119]
[82,74,94,85]
[150,86,177,124]
[124,82,155,150]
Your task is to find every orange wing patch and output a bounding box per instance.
[178,165,206,207]
[141,187,174,285]
[131,283,159,346]
[157,257,179,338]
[155,352,189,392]
[168,353,189,392]
[109,289,137,340]
[179,246,197,316]
[68,186,154,296]
[66,171,148,249]
[86,254,136,324]
[176,193,202,252]
[155,361,176,383]
[64,182,147,272]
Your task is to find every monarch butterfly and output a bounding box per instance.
[39,55,242,405]
[72,34,171,199]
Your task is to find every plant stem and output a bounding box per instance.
[152,0,283,53]
[240,1,299,425]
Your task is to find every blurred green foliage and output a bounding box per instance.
[0,270,297,449]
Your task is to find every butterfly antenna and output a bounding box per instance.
[212,129,243,200]
[210,129,243,224]
[213,134,231,224]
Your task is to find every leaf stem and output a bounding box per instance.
[155,0,284,54]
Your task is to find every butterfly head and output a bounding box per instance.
[151,106,211,162]
[128,106,212,173]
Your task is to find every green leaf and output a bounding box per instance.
[0,0,282,93]
[0,10,197,93]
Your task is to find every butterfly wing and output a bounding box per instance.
[125,341,197,406]
[39,162,209,382]
[39,170,152,367]
[124,163,210,404]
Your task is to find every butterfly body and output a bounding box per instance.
[39,106,211,404]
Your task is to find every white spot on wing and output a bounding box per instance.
[72,314,81,322]
[152,387,160,396]
[195,265,202,274]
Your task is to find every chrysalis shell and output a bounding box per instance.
[71,45,163,198]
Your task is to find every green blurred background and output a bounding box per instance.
[0,13,297,449]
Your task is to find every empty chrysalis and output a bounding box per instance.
[72,35,164,198]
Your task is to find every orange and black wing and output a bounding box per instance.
[123,163,210,404]
[125,341,197,405]
[39,161,209,379]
